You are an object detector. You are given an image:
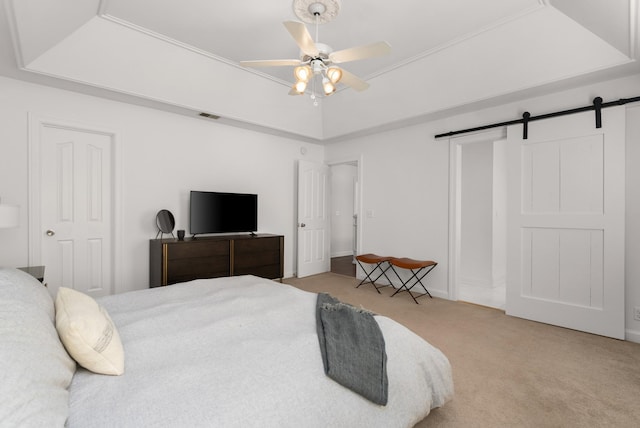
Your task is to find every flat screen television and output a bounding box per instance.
[189,191,258,236]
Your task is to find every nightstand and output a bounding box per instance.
[18,266,45,284]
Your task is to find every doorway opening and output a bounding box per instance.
[450,131,507,309]
[329,159,360,277]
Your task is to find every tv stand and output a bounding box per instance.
[149,233,283,287]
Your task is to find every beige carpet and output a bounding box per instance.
[284,273,640,427]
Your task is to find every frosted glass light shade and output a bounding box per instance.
[294,65,312,82]
[326,67,342,84]
[294,80,308,93]
[0,205,19,228]
[322,78,336,95]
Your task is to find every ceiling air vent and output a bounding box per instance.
[199,112,220,120]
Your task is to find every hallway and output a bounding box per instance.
[330,255,355,277]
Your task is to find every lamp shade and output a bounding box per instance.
[294,65,312,82]
[322,78,336,96]
[326,67,342,84]
[0,204,19,228]
[294,80,308,94]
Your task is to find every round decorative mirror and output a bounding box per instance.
[155,209,175,238]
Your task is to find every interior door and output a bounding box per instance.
[40,125,113,298]
[506,107,625,339]
[297,160,330,277]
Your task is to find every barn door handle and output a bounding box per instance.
[46,230,55,236]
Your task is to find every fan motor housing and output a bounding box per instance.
[302,42,332,63]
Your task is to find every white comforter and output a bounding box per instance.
[68,275,453,427]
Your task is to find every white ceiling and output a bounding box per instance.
[1,0,638,141]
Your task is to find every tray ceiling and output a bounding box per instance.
[1,0,638,141]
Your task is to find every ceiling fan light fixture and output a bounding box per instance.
[294,65,312,82]
[326,67,342,84]
[243,1,389,102]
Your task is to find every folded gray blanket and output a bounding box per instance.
[316,293,388,405]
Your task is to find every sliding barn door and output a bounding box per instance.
[506,107,625,339]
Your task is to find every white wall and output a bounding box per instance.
[2,71,640,341]
[460,141,493,287]
[457,138,508,290]
[0,76,324,293]
[326,125,451,297]
[330,164,357,257]
[326,73,640,341]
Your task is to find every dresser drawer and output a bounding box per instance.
[167,240,229,260]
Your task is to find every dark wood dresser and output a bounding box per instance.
[149,234,283,287]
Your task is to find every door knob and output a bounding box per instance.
[46,230,55,236]
[299,223,306,228]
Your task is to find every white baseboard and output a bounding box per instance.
[625,329,640,343]
[331,251,354,258]
[428,289,449,300]
[355,273,448,300]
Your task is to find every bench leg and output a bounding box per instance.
[356,260,393,293]
[389,264,436,304]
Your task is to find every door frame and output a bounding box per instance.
[448,129,506,301]
[328,156,363,261]
[28,113,123,294]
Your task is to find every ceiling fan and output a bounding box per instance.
[239,0,391,99]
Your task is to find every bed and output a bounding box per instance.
[0,267,453,427]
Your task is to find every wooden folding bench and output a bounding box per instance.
[355,253,394,294]
[389,257,437,304]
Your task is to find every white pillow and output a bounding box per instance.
[55,287,125,375]
[0,268,76,425]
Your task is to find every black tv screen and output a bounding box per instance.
[190,191,257,235]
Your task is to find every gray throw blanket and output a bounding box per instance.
[316,293,388,405]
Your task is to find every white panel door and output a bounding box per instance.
[40,125,113,298]
[506,107,625,339]
[297,160,330,277]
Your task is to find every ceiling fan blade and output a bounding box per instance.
[240,59,301,68]
[329,41,391,64]
[283,21,319,57]
[339,69,370,92]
